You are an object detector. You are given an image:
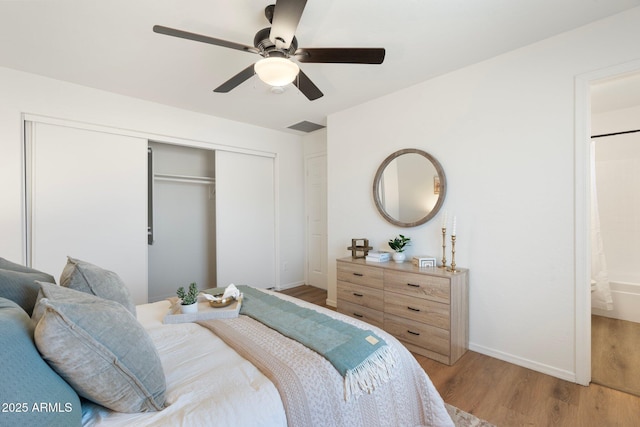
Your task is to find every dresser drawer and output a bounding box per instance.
[384,313,450,356]
[337,281,384,311]
[384,270,450,303]
[337,262,383,289]
[337,299,384,329]
[384,291,450,330]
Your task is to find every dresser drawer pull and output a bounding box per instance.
[407,283,420,288]
[353,272,364,277]
[407,330,421,336]
[353,313,363,318]
[407,306,421,312]
[353,292,364,297]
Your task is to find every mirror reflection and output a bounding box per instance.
[373,149,446,227]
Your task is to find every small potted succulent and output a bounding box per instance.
[176,282,199,314]
[388,234,411,263]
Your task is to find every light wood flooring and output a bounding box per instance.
[279,285,640,427]
[592,315,640,397]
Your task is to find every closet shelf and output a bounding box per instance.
[154,173,215,185]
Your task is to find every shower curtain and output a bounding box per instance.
[591,142,614,311]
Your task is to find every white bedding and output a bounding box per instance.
[82,291,453,427]
[81,299,287,426]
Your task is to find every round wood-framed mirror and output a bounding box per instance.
[373,148,447,227]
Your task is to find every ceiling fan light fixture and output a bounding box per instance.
[254,57,299,87]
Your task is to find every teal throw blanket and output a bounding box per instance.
[238,286,396,399]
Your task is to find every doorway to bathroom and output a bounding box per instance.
[589,70,640,396]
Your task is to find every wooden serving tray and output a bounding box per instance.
[163,296,241,324]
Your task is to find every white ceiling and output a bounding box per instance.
[1,0,639,133]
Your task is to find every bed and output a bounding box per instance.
[0,257,454,427]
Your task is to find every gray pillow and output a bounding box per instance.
[0,258,56,316]
[33,283,166,413]
[0,257,44,273]
[31,280,91,325]
[59,256,136,315]
[0,297,81,427]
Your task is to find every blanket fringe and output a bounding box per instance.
[344,345,397,401]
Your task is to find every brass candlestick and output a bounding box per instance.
[447,235,458,273]
[439,227,447,268]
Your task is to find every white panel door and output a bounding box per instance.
[305,153,327,289]
[28,122,148,304]
[216,150,275,288]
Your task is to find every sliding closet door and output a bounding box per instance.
[215,150,275,288]
[27,122,148,304]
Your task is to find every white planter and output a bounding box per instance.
[180,301,198,314]
[392,252,406,263]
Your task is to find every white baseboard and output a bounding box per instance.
[274,280,305,291]
[469,343,577,383]
[325,298,337,308]
[592,281,640,323]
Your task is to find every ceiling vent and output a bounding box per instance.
[287,121,325,133]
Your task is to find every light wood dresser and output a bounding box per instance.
[336,257,468,365]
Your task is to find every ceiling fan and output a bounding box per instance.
[153,0,385,101]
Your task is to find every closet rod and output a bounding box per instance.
[591,129,640,139]
[154,173,215,185]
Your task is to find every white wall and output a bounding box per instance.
[327,7,640,381]
[592,104,640,137]
[303,128,327,157]
[0,66,305,289]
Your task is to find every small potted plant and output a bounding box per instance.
[176,282,199,314]
[388,234,411,263]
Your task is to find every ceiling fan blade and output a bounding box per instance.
[295,48,385,64]
[293,69,323,101]
[213,64,256,93]
[153,25,259,54]
[269,0,307,49]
